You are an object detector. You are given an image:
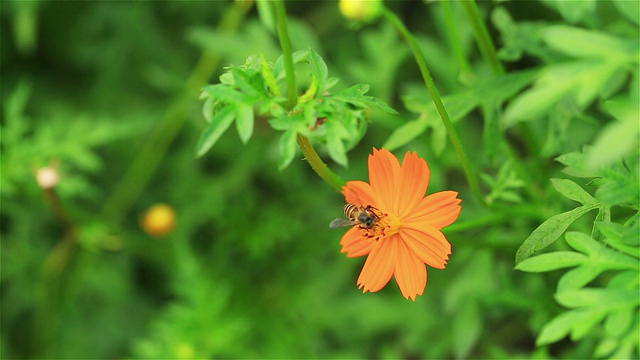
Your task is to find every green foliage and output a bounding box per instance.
[2,1,639,359]
[196,49,396,168]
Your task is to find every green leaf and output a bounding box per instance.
[278,129,298,170]
[613,0,640,25]
[565,232,638,269]
[325,121,348,168]
[195,106,236,157]
[255,0,275,33]
[383,116,428,151]
[515,204,599,263]
[260,54,281,97]
[231,67,265,101]
[586,115,639,171]
[202,97,215,123]
[542,25,633,59]
[516,252,586,273]
[550,178,596,205]
[307,49,328,92]
[202,84,251,105]
[556,151,600,178]
[558,265,605,292]
[537,310,596,345]
[235,104,254,144]
[555,288,640,308]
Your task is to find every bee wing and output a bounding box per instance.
[329,218,355,229]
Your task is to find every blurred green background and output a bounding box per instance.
[1,1,638,359]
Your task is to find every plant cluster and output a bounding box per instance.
[1,0,638,359]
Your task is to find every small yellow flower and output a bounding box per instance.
[141,203,176,237]
[339,0,383,23]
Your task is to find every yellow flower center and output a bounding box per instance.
[363,210,403,241]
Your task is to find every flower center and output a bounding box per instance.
[363,210,402,241]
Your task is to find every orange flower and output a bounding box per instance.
[339,148,462,300]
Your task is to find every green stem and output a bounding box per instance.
[460,0,504,76]
[273,0,298,108]
[273,0,345,192]
[382,7,485,205]
[297,134,346,192]
[101,1,252,224]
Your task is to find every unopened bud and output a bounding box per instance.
[339,0,383,23]
[141,203,176,237]
[36,167,60,189]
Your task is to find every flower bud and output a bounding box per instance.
[141,203,176,237]
[36,166,60,189]
[339,0,383,23]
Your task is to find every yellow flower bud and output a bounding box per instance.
[339,0,383,22]
[141,203,176,237]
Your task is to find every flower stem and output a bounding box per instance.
[273,0,298,108]
[273,0,345,192]
[381,7,485,205]
[460,0,504,76]
[297,133,346,192]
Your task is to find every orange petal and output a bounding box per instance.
[342,180,380,208]
[394,240,427,301]
[405,191,462,229]
[368,148,401,213]
[357,235,398,293]
[399,225,451,269]
[397,151,430,218]
[340,227,374,258]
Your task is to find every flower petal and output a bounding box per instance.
[397,151,430,218]
[357,236,398,293]
[342,180,380,209]
[368,148,401,213]
[405,190,462,229]
[340,227,374,258]
[399,225,451,269]
[394,240,427,301]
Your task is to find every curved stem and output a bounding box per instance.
[381,7,485,205]
[273,0,345,192]
[297,134,346,192]
[460,0,504,76]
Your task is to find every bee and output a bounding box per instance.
[329,204,378,229]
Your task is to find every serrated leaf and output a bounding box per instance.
[235,104,254,144]
[516,251,586,273]
[195,106,236,157]
[278,129,298,170]
[550,178,596,205]
[515,204,599,263]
